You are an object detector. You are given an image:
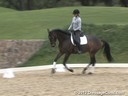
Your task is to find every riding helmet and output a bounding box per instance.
[73,9,80,14]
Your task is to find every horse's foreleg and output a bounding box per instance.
[82,54,96,74]
[51,52,63,74]
[82,63,91,74]
[63,53,73,72]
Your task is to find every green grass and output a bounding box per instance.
[0,6,128,39]
[0,6,128,66]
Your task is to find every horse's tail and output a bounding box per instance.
[101,40,114,62]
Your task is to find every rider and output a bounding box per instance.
[68,9,82,53]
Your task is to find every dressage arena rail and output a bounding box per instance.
[0,63,128,73]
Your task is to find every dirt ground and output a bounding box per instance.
[0,68,128,96]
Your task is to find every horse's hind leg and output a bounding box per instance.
[51,52,63,74]
[88,55,96,74]
[63,53,74,72]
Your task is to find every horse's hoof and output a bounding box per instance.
[82,70,85,74]
[68,69,74,72]
[82,68,87,74]
[88,72,93,75]
[51,68,56,74]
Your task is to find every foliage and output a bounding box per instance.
[0,0,81,10]
[0,0,128,10]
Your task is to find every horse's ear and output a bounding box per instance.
[47,29,50,33]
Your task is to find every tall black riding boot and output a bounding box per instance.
[77,44,82,54]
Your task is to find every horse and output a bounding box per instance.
[48,29,113,74]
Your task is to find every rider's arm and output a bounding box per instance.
[68,17,74,30]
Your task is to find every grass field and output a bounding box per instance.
[0,6,128,39]
[0,6,128,66]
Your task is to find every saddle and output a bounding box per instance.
[70,33,87,46]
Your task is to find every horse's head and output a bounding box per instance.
[48,29,57,47]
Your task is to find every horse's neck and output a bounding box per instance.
[56,32,69,43]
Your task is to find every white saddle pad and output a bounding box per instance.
[71,34,87,46]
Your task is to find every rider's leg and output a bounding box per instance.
[74,31,82,53]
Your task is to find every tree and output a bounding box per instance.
[91,0,98,6]
[104,0,113,6]
[120,0,128,7]
[0,0,127,10]
[27,0,33,10]
[0,0,36,10]
[18,0,25,10]
[78,0,98,6]
[1,0,26,10]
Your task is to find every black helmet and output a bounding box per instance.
[73,9,80,14]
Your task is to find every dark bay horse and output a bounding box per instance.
[48,29,113,74]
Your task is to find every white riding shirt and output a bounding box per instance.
[68,16,81,31]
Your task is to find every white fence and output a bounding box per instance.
[0,63,128,73]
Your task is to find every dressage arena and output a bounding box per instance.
[0,64,128,96]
